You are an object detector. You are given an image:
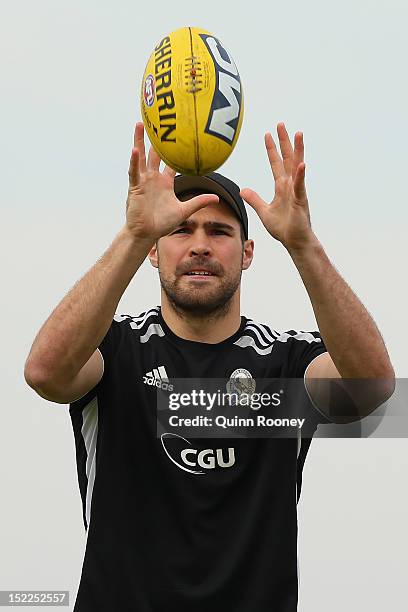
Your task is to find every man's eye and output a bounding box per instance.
[173,228,188,234]
[213,230,227,235]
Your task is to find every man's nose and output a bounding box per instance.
[189,232,211,256]
[190,244,211,256]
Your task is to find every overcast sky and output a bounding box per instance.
[1,1,407,610]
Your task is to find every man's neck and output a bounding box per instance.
[160,296,242,344]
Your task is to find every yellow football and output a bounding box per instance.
[140,26,244,175]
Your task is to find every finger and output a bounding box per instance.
[293,163,307,202]
[132,122,138,148]
[240,188,267,216]
[292,132,304,182]
[134,122,146,173]
[265,132,285,181]
[128,147,140,188]
[163,165,177,178]
[180,194,219,219]
[147,145,161,171]
[277,122,294,176]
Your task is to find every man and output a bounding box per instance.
[24,121,394,611]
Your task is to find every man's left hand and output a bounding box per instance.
[240,123,317,252]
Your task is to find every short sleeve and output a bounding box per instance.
[69,314,128,411]
[276,329,333,429]
[278,329,328,378]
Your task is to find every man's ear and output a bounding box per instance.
[242,239,254,271]
[148,242,159,269]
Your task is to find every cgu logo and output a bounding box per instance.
[161,433,235,475]
[200,34,242,144]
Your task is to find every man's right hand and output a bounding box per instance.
[126,122,219,241]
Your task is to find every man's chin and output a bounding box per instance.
[161,287,234,316]
[159,272,242,316]
[168,294,229,315]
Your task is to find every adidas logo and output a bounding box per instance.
[143,365,174,391]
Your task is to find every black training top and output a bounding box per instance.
[69,306,331,612]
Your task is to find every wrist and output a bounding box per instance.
[120,225,156,251]
[286,232,322,260]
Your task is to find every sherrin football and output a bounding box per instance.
[140,26,244,175]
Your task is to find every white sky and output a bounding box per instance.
[1,1,407,610]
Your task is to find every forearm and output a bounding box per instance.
[25,226,154,385]
[288,236,394,378]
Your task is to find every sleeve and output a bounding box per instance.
[277,329,334,428]
[68,315,128,412]
[279,329,328,378]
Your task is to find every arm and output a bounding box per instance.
[241,123,395,421]
[24,122,219,402]
[291,239,395,421]
[289,239,393,380]
[24,227,154,401]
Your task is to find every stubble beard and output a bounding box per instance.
[158,265,242,319]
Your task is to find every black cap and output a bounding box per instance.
[174,172,248,240]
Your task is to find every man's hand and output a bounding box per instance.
[126,122,219,241]
[240,123,316,252]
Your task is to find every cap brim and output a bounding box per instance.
[174,174,243,226]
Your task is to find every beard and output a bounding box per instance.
[158,256,242,318]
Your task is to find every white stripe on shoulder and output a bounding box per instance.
[113,307,160,328]
[140,323,165,343]
[233,319,280,355]
[244,323,276,347]
[276,331,322,344]
[130,307,160,329]
[258,323,280,342]
[245,320,280,344]
[130,307,160,323]
[233,335,275,355]
[113,314,130,322]
[112,308,164,342]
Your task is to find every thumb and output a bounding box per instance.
[179,193,219,219]
[240,188,266,216]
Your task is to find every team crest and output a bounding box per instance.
[226,368,256,404]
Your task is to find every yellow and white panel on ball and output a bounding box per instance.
[140,26,244,175]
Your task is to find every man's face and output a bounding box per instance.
[149,195,253,316]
